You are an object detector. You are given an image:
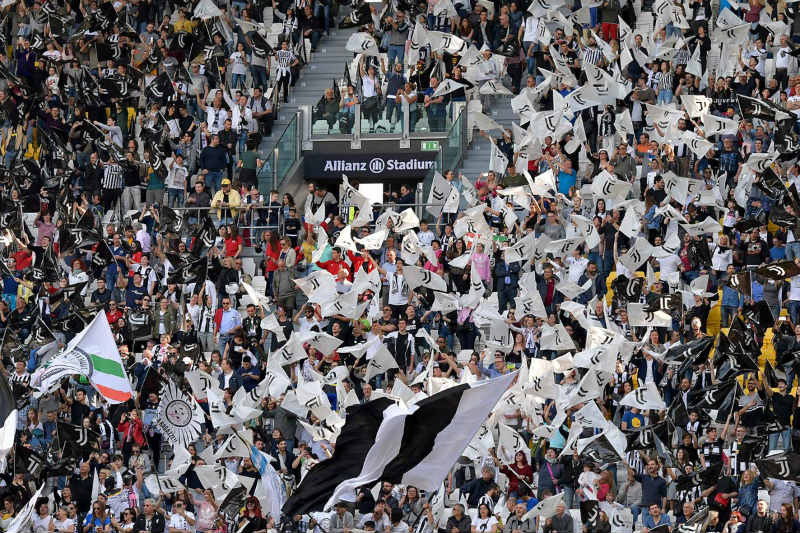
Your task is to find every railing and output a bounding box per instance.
[418,105,467,222]
[259,111,301,192]
[308,100,464,141]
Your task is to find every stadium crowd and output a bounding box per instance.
[2,0,800,530]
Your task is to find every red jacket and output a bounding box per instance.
[316,259,350,277]
[117,417,146,447]
[265,243,280,272]
[347,251,375,279]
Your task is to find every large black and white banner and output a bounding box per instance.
[283,372,516,515]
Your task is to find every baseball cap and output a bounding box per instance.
[221,178,231,185]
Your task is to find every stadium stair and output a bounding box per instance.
[458,94,518,180]
[258,25,359,158]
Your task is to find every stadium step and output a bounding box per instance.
[459,92,518,180]
[258,25,358,159]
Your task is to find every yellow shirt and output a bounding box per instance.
[301,241,314,263]
[173,19,195,32]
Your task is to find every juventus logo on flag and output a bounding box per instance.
[756,452,800,480]
[75,428,89,446]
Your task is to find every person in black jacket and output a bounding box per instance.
[133,499,166,533]
[462,466,495,508]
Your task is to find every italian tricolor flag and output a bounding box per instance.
[64,313,134,403]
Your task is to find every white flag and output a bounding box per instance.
[404,266,448,292]
[432,78,466,98]
[490,141,509,175]
[680,95,712,118]
[346,32,379,56]
[365,344,400,381]
[619,239,654,272]
[540,323,576,351]
[619,381,667,410]
[627,303,672,328]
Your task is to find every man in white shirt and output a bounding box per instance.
[230,94,255,155]
[167,501,195,533]
[566,248,589,282]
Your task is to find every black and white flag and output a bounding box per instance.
[0,372,15,468]
[756,452,800,480]
[283,372,516,515]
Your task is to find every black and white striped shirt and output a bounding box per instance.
[275,49,296,79]
[583,47,603,66]
[656,71,674,92]
[102,163,124,190]
[275,49,295,69]
[10,372,30,387]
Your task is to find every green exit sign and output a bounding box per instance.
[421,140,440,151]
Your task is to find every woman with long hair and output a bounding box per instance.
[54,506,76,533]
[83,501,111,533]
[26,409,44,451]
[493,450,533,498]
[281,193,295,224]
[237,497,267,533]
[110,508,135,533]
[225,225,244,258]
[773,503,800,533]
[399,487,423,526]
[737,469,758,518]
[262,229,281,296]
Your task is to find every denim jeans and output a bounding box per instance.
[632,504,644,527]
[310,30,322,50]
[217,334,234,356]
[250,66,269,90]
[231,73,247,89]
[3,150,16,168]
[523,41,537,75]
[657,88,673,104]
[721,305,738,328]
[187,99,202,122]
[789,300,800,324]
[237,130,248,155]
[562,486,575,509]
[167,188,185,208]
[388,44,405,69]
[769,428,792,451]
[314,2,330,32]
[385,98,401,123]
[205,169,223,193]
[787,242,800,260]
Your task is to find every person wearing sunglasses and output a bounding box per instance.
[82,501,111,533]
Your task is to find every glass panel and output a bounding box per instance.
[442,108,463,171]
[276,116,298,187]
[311,95,357,136]
[258,149,274,193]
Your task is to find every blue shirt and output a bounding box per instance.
[237,364,261,391]
[107,245,126,278]
[2,275,17,295]
[125,280,147,309]
[558,169,577,195]
[83,514,111,532]
[621,410,644,429]
[635,473,668,508]
[771,245,786,261]
[219,308,242,335]
[751,278,764,302]
[642,513,670,529]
